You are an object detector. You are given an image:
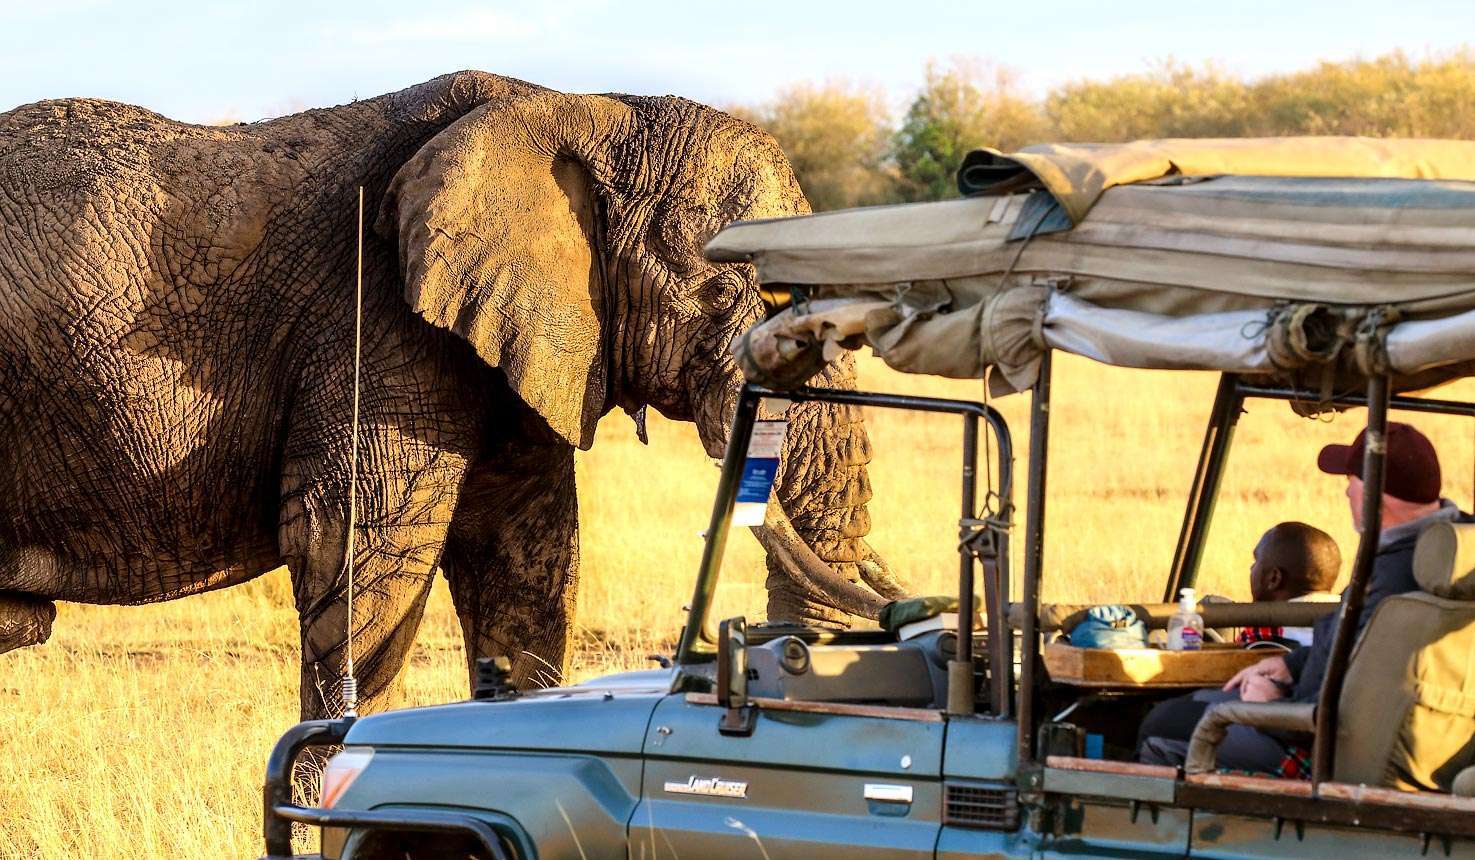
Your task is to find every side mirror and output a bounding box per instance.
[716,616,755,735]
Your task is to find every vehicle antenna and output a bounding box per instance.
[341,185,366,718]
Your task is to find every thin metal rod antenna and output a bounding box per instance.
[341,186,365,716]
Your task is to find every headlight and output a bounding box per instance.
[320,746,374,809]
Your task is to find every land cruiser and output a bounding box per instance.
[263,137,1475,858]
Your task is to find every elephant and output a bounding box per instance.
[0,71,907,719]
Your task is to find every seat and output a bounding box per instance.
[1189,520,1475,792]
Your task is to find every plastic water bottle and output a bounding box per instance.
[1167,587,1204,651]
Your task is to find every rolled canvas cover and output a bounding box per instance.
[1041,293,1272,375]
[959,136,1475,224]
[708,138,1475,392]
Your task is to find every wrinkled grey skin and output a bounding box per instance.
[0,72,899,718]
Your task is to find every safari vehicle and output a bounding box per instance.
[264,138,1475,859]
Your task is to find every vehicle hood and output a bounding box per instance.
[342,668,675,753]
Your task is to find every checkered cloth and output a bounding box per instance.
[1219,743,1312,780]
[1237,625,1284,645]
[1277,744,1313,779]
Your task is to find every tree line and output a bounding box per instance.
[731,50,1475,210]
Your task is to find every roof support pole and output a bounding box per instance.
[1018,350,1053,768]
[950,413,980,716]
[1311,373,1390,786]
[980,410,1015,719]
[1164,374,1244,602]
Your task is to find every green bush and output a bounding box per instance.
[736,49,1475,209]
[730,80,897,212]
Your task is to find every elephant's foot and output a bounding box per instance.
[0,591,57,654]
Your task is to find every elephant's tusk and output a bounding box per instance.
[857,549,912,601]
[751,506,891,620]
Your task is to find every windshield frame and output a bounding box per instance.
[674,384,1014,712]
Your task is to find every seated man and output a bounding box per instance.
[1237,522,1341,647]
[1138,422,1468,776]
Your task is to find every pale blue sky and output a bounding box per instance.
[3,0,1472,122]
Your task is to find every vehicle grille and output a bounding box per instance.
[944,782,1019,830]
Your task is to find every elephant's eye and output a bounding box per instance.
[693,269,746,315]
[649,199,719,277]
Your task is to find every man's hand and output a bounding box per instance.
[1238,673,1287,703]
[1223,655,1291,694]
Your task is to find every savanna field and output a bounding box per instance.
[5,354,1475,858]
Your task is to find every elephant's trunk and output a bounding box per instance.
[763,354,907,625]
[692,347,906,626]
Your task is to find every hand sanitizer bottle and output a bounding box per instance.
[1167,587,1204,651]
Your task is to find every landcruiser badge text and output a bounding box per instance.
[663,776,749,798]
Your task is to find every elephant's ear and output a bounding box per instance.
[378,94,622,449]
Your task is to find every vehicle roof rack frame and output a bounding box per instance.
[1166,373,1448,785]
[1237,383,1475,418]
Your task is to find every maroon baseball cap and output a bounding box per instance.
[1317,422,1441,504]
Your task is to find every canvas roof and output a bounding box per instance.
[956,136,1475,223]
[710,138,1475,395]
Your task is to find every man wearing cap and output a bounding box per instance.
[1138,421,1468,775]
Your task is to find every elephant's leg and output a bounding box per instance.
[444,442,579,691]
[0,591,56,654]
[280,439,469,720]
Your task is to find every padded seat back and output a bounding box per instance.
[1336,521,1475,791]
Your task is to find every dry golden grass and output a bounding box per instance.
[5,354,1475,858]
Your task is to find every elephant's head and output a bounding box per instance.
[378,90,905,624]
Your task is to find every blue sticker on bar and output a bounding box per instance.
[736,458,779,503]
[733,420,786,526]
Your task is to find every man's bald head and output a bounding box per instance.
[1251,522,1341,601]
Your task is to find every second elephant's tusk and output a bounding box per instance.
[857,551,912,601]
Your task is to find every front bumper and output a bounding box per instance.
[261,718,509,860]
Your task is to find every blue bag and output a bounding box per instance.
[1068,605,1147,649]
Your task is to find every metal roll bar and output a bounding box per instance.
[1155,372,1465,785]
[1018,350,1052,769]
[675,383,1014,718]
[1164,374,1244,602]
[1168,375,1475,597]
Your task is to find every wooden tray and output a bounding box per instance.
[1043,641,1271,688]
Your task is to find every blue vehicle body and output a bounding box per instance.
[261,383,1475,860]
[307,667,1036,860]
